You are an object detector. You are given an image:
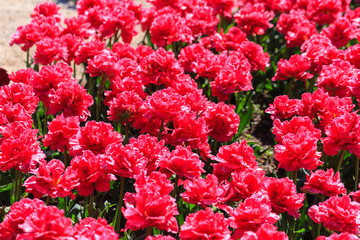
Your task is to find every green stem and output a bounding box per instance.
[293,170,298,186]
[146,226,152,236]
[172,42,179,58]
[335,150,346,173]
[356,156,359,191]
[64,196,68,216]
[13,170,19,203]
[10,172,15,204]
[206,79,211,100]
[88,77,93,96]
[204,159,211,173]
[307,78,315,93]
[288,78,294,99]
[288,215,294,239]
[46,195,51,205]
[96,76,106,122]
[106,38,112,48]
[172,175,179,200]
[124,119,131,145]
[43,108,48,134]
[115,177,125,233]
[88,192,94,217]
[280,212,288,233]
[292,214,298,239]
[321,154,328,169]
[116,123,121,134]
[158,120,164,142]
[210,140,218,158]
[140,28,150,45]
[16,170,22,202]
[155,77,161,92]
[218,10,224,33]
[316,223,322,238]
[83,196,89,218]
[308,216,316,240]
[73,62,76,79]
[254,34,258,44]
[113,30,119,46]
[64,146,69,168]
[287,171,292,180]
[26,49,30,68]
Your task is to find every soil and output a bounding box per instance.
[0,0,149,74]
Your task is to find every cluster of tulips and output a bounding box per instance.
[2,0,360,239]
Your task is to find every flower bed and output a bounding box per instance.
[1,0,360,239]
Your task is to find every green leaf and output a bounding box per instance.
[176,213,185,226]
[99,201,116,218]
[147,34,155,50]
[295,228,306,233]
[67,203,83,223]
[0,183,12,193]
[153,228,161,235]
[58,197,65,210]
[237,101,254,136]
[224,22,235,33]
[120,230,133,240]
